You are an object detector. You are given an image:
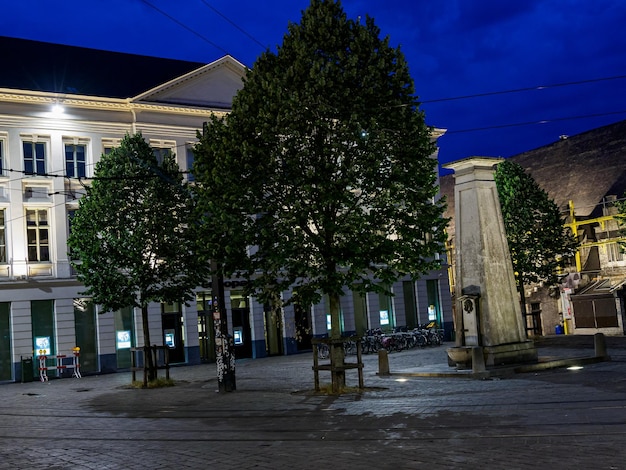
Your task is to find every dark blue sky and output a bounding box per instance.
[2,0,626,168]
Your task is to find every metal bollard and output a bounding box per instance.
[594,333,609,359]
[378,349,390,376]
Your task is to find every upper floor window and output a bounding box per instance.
[150,140,176,166]
[152,147,172,165]
[23,141,46,175]
[65,143,86,178]
[102,137,122,156]
[0,209,6,263]
[26,209,50,262]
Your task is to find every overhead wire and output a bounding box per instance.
[446,109,626,134]
[138,0,626,136]
[199,0,267,50]
[421,74,626,104]
[139,0,231,56]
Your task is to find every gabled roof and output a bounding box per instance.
[133,55,247,109]
[0,36,227,100]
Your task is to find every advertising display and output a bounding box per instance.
[233,327,243,345]
[35,336,51,356]
[116,330,131,349]
[164,330,176,348]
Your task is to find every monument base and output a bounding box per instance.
[447,341,537,370]
[483,341,537,367]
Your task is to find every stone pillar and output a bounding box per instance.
[444,157,537,367]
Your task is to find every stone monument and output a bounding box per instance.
[443,157,537,368]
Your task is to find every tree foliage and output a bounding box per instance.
[69,133,206,310]
[68,133,207,380]
[193,0,447,312]
[494,159,579,290]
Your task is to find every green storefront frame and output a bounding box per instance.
[115,307,135,369]
[0,302,11,381]
[31,299,56,377]
[74,299,98,373]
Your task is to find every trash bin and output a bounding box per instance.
[21,356,34,383]
[555,325,564,335]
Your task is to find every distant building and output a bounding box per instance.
[0,37,452,383]
[442,119,626,337]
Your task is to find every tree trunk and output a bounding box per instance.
[328,292,346,393]
[141,304,156,385]
[212,262,236,393]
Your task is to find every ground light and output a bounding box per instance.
[567,365,584,371]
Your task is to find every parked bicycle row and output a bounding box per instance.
[315,325,445,359]
[361,326,445,354]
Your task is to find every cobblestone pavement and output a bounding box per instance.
[1,336,626,469]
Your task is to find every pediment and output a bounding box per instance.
[132,55,247,109]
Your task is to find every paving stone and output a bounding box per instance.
[0,337,625,469]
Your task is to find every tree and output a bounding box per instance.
[494,159,579,318]
[193,0,447,392]
[68,133,207,384]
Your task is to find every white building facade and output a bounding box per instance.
[0,40,452,383]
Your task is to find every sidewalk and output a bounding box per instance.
[2,336,626,469]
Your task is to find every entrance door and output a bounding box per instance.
[232,308,253,358]
[402,281,418,329]
[73,299,98,373]
[114,307,134,369]
[426,280,442,326]
[195,292,216,363]
[32,300,56,377]
[162,303,185,364]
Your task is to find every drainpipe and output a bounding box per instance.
[129,100,137,134]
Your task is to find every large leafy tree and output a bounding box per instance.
[193,0,447,391]
[68,133,207,383]
[494,159,579,316]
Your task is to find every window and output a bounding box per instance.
[152,147,172,165]
[65,143,86,178]
[0,209,6,263]
[102,138,122,156]
[23,141,46,175]
[26,209,50,262]
[0,140,4,177]
[24,186,50,201]
[150,140,176,165]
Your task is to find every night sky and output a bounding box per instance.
[2,0,626,169]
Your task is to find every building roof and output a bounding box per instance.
[0,36,207,99]
[441,118,626,234]
[512,119,626,218]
